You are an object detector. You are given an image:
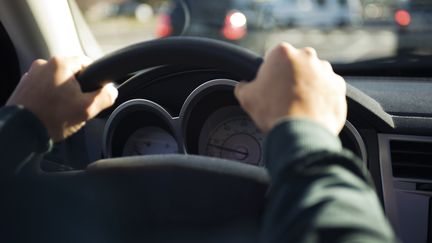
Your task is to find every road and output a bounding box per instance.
[89,18,397,63]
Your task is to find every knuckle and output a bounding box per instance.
[79,101,94,120]
[107,93,115,106]
[269,43,296,64]
[235,84,253,110]
[321,60,333,70]
[275,43,288,52]
[104,94,116,108]
[335,74,345,83]
[234,82,247,99]
[82,107,93,120]
[341,78,347,90]
[48,56,64,69]
[335,75,347,90]
[321,60,330,66]
[272,43,294,58]
[31,59,46,68]
[102,84,118,106]
[303,47,317,57]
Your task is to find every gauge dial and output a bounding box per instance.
[201,115,264,166]
[123,127,179,156]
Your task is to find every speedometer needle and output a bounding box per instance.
[207,144,249,156]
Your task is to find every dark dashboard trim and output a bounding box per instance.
[346,83,394,130]
[347,76,432,134]
[392,116,432,136]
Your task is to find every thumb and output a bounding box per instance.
[83,83,118,119]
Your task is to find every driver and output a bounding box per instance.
[0,44,397,242]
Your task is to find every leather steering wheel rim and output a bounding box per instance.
[78,37,263,92]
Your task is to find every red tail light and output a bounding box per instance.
[395,10,411,27]
[222,11,247,40]
[156,13,172,38]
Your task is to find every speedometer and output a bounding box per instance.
[123,127,179,156]
[198,106,265,166]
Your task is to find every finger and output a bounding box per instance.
[64,56,93,74]
[30,59,48,70]
[336,74,347,92]
[20,72,29,80]
[83,83,118,120]
[68,56,93,80]
[270,42,297,60]
[48,56,93,77]
[235,81,256,112]
[321,60,333,71]
[280,42,296,52]
[303,47,317,57]
[75,56,93,70]
[234,81,249,100]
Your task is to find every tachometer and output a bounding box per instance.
[199,106,264,166]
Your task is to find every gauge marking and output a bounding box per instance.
[200,113,264,165]
[207,143,249,156]
[198,106,266,166]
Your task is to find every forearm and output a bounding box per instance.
[0,106,51,177]
[260,119,396,243]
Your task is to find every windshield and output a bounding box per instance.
[75,0,432,65]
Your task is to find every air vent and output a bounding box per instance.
[390,140,432,180]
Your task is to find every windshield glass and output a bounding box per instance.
[75,0,432,64]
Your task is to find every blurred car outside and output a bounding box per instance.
[155,0,275,54]
[362,1,393,26]
[394,0,432,55]
[270,0,363,28]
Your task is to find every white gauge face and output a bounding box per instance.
[201,115,264,166]
[123,127,179,156]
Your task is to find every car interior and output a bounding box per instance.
[1,0,432,242]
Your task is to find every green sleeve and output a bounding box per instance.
[260,119,397,243]
[0,106,51,177]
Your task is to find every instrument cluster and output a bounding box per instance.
[103,79,367,166]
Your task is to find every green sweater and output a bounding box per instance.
[262,119,397,242]
[0,106,397,242]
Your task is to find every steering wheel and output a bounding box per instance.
[6,37,269,243]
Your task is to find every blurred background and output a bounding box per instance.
[75,0,432,63]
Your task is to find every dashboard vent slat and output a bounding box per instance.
[390,140,432,180]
